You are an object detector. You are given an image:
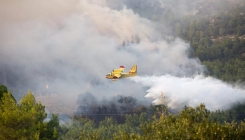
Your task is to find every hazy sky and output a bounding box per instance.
[1,0,245,111]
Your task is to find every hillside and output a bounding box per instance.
[172,1,245,82]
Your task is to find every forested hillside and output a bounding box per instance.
[165,1,245,81]
[176,5,245,81]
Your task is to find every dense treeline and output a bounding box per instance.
[60,103,245,140]
[2,84,245,139]
[63,92,245,139]
[57,90,245,139]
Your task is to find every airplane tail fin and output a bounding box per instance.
[129,65,137,74]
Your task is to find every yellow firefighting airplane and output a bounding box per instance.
[106,65,137,81]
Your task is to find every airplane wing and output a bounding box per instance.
[113,73,121,78]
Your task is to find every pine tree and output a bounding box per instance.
[0,91,47,140]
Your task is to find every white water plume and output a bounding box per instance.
[132,75,245,111]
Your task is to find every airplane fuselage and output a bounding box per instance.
[106,73,136,79]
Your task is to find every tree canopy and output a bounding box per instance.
[0,90,59,140]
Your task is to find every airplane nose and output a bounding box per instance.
[106,74,111,79]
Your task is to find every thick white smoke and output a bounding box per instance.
[132,75,245,111]
[0,0,244,112]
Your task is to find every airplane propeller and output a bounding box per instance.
[111,69,114,75]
